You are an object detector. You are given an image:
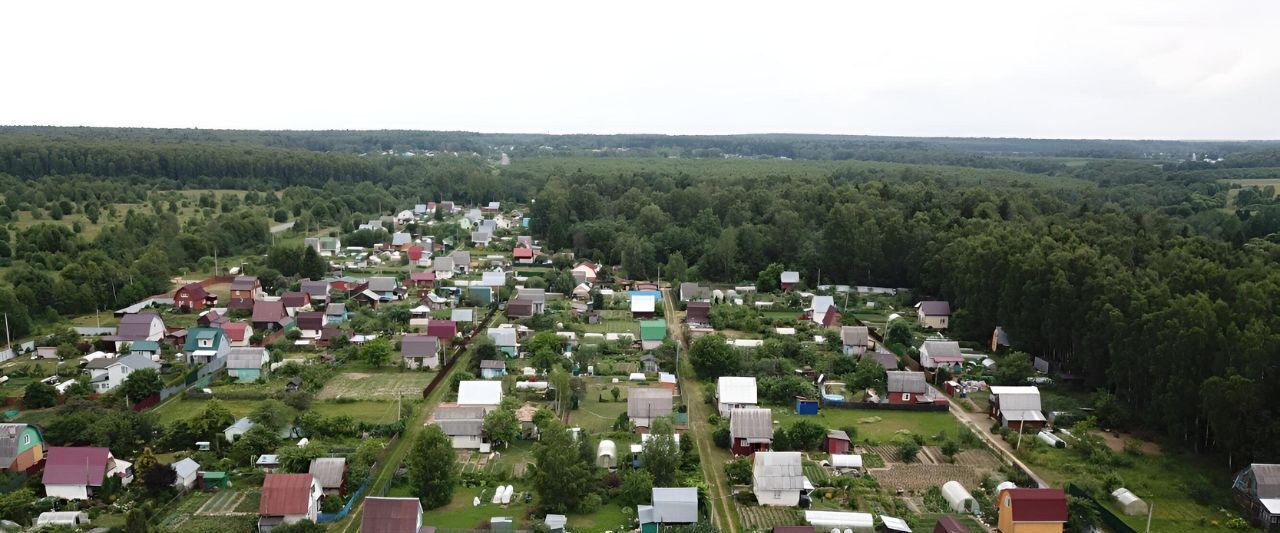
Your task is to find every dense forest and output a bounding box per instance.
[1,130,1279,467]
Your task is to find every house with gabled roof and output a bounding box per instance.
[367,277,404,302]
[780,271,800,292]
[632,295,656,319]
[513,246,535,264]
[753,451,806,506]
[296,312,326,340]
[280,292,310,315]
[401,334,442,370]
[916,301,951,329]
[989,386,1046,430]
[222,322,252,347]
[919,339,963,370]
[806,296,840,328]
[997,487,1067,533]
[88,353,160,393]
[259,473,323,532]
[885,371,941,405]
[573,262,599,284]
[308,457,347,496]
[172,457,200,490]
[113,312,166,348]
[1234,463,1280,528]
[227,347,270,382]
[252,300,292,331]
[361,497,423,533]
[627,388,674,431]
[507,298,535,320]
[184,327,231,364]
[685,302,711,327]
[730,407,774,456]
[471,231,492,247]
[480,359,508,379]
[840,326,869,355]
[174,282,216,312]
[433,404,487,450]
[425,320,458,342]
[450,251,472,273]
[487,327,518,356]
[299,279,331,303]
[229,276,262,310]
[679,282,712,302]
[0,423,45,472]
[42,446,131,500]
[717,376,758,417]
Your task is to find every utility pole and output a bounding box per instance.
[1146,502,1154,532]
[4,313,10,352]
[1015,421,1025,450]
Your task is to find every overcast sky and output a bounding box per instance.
[3,1,1278,139]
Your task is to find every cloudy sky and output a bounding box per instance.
[4,1,1278,139]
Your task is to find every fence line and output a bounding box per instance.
[1066,483,1137,533]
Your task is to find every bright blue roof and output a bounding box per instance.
[629,290,663,302]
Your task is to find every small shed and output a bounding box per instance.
[941,481,977,513]
[200,471,228,489]
[879,514,912,533]
[1111,488,1149,516]
[933,515,969,533]
[825,430,851,455]
[795,396,818,415]
[596,440,617,469]
[172,457,200,490]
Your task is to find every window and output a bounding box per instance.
[902,393,911,402]
[1004,496,1011,507]
[23,434,31,445]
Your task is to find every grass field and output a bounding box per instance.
[414,481,632,532]
[772,406,966,446]
[574,379,635,434]
[152,397,407,425]
[316,371,435,400]
[1223,178,1280,207]
[1018,442,1243,531]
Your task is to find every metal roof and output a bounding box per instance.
[730,408,774,441]
[309,457,347,489]
[753,451,805,491]
[717,376,758,405]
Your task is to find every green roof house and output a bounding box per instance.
[640,320,667,349]
[184,327,230,365]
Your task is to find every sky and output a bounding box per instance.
[3,1,1278,139]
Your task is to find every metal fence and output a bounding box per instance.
[317,474,372,523]
[821,398,949,412]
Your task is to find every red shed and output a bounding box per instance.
[825,429,851,455]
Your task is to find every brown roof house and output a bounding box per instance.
[361,497,424,533]
[259,473,323,532]
[296,312,326,341]
[229,276,263,310]
[401,334,442,370]
[252,300,292,331]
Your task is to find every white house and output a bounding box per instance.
[716,376,758,417]
[224,417,255,443]
[919,339,964,369]
[753,451,807,506]
[458,381,504,409]
[637,487,699,527]
[86,353,160,393]
[172,458,200,490]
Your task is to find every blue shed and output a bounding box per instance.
[795,396,819,415]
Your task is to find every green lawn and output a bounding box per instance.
[420,482,632,532]
[1017,442,1243,531]
[151,397,405,425]
[574,384,633,435]
[772,406,965,445]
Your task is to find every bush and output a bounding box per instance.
[712,426,731,449]
[896,441,921,463]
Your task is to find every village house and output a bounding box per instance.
[401,334,443,370]
[1233,463,1280,528]
[300,279,331,303]
[988,386,1047,430]
[227,347,270,382]
[919,339,964,370]
[679,282,712,302]
[487,327,518,356]
[433,404,488,450]
[717,376,759,417]
[471,231,492,247]
[409,271,436,298]
[479,359,508,379]
[87,353,160,393]
[171,457,200,490]
[112,312,166,349]
[573,261,599,284]
[513,246,535,264]
[824,430,851,455]
[753,451,807,506]
[229,276,263,310]
[280,291,311,315]
[451,307,475,324]
[258,473,323,532]
[631,294,657,319]
[627,388,674,432]
[805,296,841,328]
[916,300,951,329]
[185,327,231,364]
[306,237,342,257]
[780,271,800,292]
[0,423,45,472]
[174,282,217,312]
[198,310,227,328]
[450,250,472,273]
[685,302,711,327]
[885,371,942,404]
[426,319,459,343]
[997,487,1067,533]
[360,497,424,533]
[729,407,774,456]
[840,326,870,355]
[42,446,132,500]
[506,298,535,320]
[223,322,252,347]
[637,487,699,530]
[516,288,547,314]
[281,307,319,336]
[252,300,292,332]
[128,340,162,361]
[367,277,405,302]
[308,457,347,496]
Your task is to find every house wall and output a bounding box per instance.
[718,402,756,417]
[45,484,90,500]
[998,495,1064,533]
[918,312,949,329]
[754,488,800,506]
[826,439,849,455]
[405,356,440,370]
[889,392,918,404]
[450,436,483,449]
[732,439,769,456]
[176,472,197,489]
[230,368,262,383]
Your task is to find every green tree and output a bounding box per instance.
[724,457,753,484]
[619,469,654,507]
[665,252,688,285]
[994,352,1035,385]
[408,425,458,509]
[359,337,393,367]
[120,368,163,403]
[756,263,785,293]
[250,399,291,432]
[886,320,912,347]
[125,508,150,533]
[279,443,325,473]
[788,420,826,450]
[0,488,38,524]
[897,440,921,462]
[941,440,961,462]
[532,421,595,513]
[483,408,520,448]
[641,419,682,486]
[689,334,739,379]
[299,246,328,280]
[849,356,888,393]
[22,382,57,409]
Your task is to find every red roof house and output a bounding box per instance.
[361,497,424,533]
[513,247,534,262]
[425,320,458,341]
[259,473,322,526]
[407,246,424,262]
[42,447,114,500]
[998,488,1067,533]
[174,282,215,312]
[252,300,291,331]
[222,322,252,346]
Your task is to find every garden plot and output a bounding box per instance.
[739,506,803,531]
[871,463,993,492]
[317,371,435,400]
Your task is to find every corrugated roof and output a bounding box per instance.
[717,376,758,405]
[730,408,774,441]
[401,335,440,358]
[172,457,200,478]
[918,300,951,316]
[361,497,422,533]
[753,452,804,491]
[309,457,346,489]
[227,347,267,370]
[42,447,110,486]
[628,388,674,419]
[1252,464,1280,498]
[840,326,869,346]
[1006,488,1067,522]
[990,386,1043,412]
[260,473,316,516]
[887,371,928,394]
[652,487,698,523]
[0,424,35,467]
[458,381,503,406]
